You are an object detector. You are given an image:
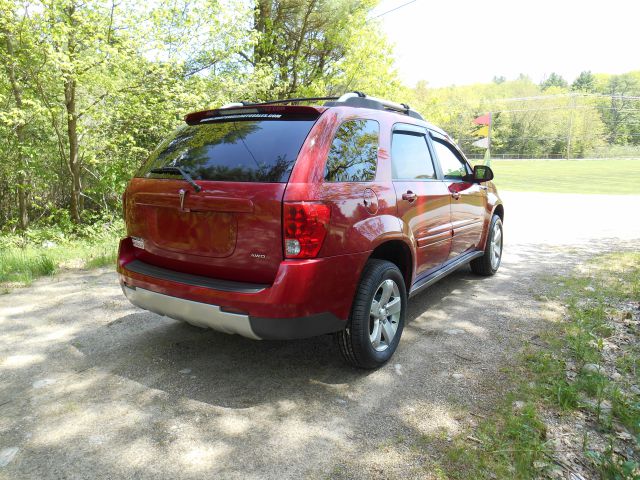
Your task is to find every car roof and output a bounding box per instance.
[184,101,450,138]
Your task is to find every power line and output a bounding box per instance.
[421,94,640,109]
[346,1,417,90]
[369,0,417,20]
[492,106,640,114]
[464,153,640,159]
[458,133,640,142]
[494,93,640,102]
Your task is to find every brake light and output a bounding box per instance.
[283,202,331,258]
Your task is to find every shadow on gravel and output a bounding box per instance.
[2,238,634,409]
[70,262,510,409]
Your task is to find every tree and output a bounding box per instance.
[0,0,55,230]
[250,0,399,99]
[0,2,29,229]
[600,73,640,145]
[409,74,612,159]
[0,0,284,228]
[540,72,568,91]
[26,0,132,223]
[571,70,596,92]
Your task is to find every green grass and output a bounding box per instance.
[0,250,57,284]
[0,219,122,287]
[443,402,549,479]
[0,240,118,286]
[433,251,640,479]
[483,158,640,195]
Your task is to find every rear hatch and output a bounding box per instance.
[125,105,322,284]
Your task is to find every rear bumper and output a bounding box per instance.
[121,284,345,340]
[117,238,369,340]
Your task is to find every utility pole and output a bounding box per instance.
[566,95,576,160]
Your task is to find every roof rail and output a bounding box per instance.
[218,102,246,109]
[324,91,424,120]
[218,91,424,120]
[220,96,339,108]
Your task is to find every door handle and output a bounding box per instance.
[402,191,417,202]
[479,185,488,191]
[451,192,461,200]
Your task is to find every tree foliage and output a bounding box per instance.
[0,0,400,230]
[250,0,401,99]
[540,72,568,90]
[410,71,640,159]
[571,70,596,92]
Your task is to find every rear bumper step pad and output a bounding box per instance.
[124,259,268,293]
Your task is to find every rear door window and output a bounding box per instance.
[324,120,379,182]
[137,119,316,182]
[391,129,436,180]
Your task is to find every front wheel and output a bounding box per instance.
[470,214,503,276]
[337,259,407,369]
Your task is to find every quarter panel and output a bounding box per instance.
[315,181,400,256]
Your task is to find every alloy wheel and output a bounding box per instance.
[369,279,401,352]
[490,221,503,269]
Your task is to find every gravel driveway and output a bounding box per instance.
[1,192,639,479]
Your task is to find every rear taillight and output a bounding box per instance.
[283,202,330,259]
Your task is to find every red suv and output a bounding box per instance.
[118,92,504,368]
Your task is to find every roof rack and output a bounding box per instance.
[324,92,424,120]
[219,91,424,120]
[219,96,339,109]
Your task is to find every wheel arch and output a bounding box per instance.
[479,202,504,251]
[493,203,504,222]
[368,238,414,289]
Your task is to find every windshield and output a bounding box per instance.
[137,119,316,182]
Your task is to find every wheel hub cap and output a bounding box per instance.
[369,279,401,352]
[490,222,503,269]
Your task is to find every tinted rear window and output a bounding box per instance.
[137,119,316,182]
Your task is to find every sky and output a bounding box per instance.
[372,0,639,88]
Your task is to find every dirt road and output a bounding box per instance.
[1,192,639,479]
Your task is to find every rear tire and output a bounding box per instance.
[470,214,503,276]
[337,259,406,369]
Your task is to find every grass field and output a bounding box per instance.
[483,158,640,195]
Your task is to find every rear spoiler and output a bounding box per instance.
[184,105,324,125]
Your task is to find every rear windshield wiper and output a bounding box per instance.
[149,166,201,192]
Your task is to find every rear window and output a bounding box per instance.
[137,119,316,182]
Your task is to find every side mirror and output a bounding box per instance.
[472,164,494,183]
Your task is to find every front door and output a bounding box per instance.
[391,124,452,278]
[430,133,487,259]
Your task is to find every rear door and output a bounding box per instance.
[429,132,487,259]
[391,124,452,277]
[125,107,320,284]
